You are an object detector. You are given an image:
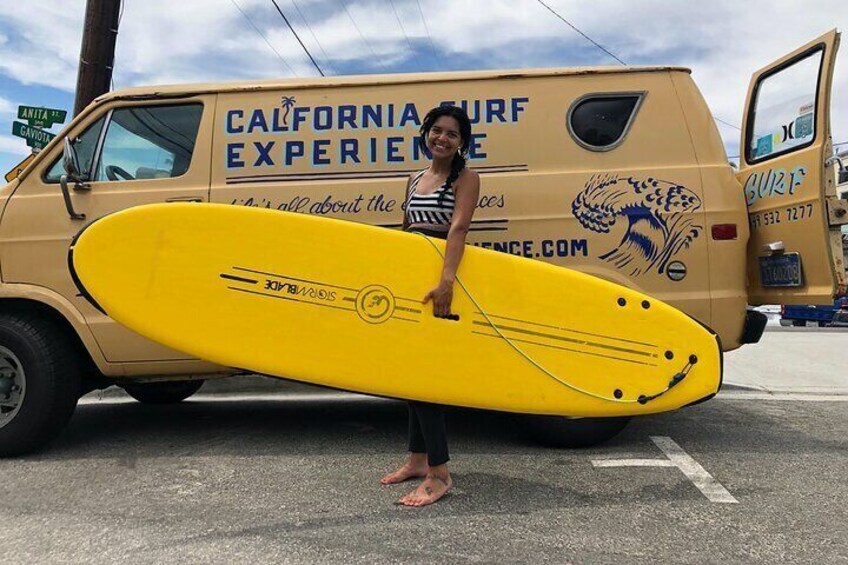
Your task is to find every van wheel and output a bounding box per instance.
[0,314,82,457]
[522,415,631,448]
[122,380,204,404]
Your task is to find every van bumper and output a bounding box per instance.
[741,309,768,344]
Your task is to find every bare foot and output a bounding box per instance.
[399,474,452,507]
[380,460,428,485]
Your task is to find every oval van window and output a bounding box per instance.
[568,93,644,151]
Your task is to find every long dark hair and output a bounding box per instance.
[419,105,472,199]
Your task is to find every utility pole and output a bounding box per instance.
[73,0,121,117]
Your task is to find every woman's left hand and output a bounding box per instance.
[423,281,454,318]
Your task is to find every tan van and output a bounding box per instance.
[0,30,843,455]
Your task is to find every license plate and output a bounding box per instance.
[759,253,803,287]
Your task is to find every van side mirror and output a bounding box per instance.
[62,138,85,182]
[59,138,88,220]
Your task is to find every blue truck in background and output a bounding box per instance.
[780,297,848,327]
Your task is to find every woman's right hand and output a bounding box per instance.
[423,281,454,318]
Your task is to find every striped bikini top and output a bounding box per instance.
[404,170,455,226]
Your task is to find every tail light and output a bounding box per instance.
[711,224,738,240]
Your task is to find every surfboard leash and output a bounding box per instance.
[415,233,692,405]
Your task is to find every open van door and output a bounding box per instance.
[738,29,846,305]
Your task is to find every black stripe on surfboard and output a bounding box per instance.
[343,296,420,310]
[472,312,658,349]
[471,331,658,367]
[232,267,358,292]
[228,286,418,325]
[220,273,259,284]
[391,316,419,323]
[471,321,657,358]
[227,286,355,313]
[225,164,529,184]
[343,294,421,308]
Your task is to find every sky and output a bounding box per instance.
[0,0,846,175]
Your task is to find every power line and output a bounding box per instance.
[229,0,298,76]
[535,0,625,65]
[335,0,384,68]
[414,0,439,64]
[290,0,337,75]
[388,0,423,69]
[715,117,742,131]
[268,0,325,76]
[535,0,741,132]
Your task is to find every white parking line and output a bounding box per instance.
[591,459,676,467]
[592,436,738,504]
[650,436,738,504]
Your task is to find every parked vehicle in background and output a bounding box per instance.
[780,296,848,326]
[830,303,848,326]
[781,150,848,328]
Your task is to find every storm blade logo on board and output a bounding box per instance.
[572,174,703,276]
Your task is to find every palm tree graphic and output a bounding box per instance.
[280,96,296,127]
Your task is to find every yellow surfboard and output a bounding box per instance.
[69,203,721,417]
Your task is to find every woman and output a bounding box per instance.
[379,105,480,507]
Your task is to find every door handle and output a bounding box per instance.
[165,197,204,203]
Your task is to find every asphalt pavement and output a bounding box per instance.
[3,325,845,564]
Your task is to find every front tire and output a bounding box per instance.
[0,314,82,457]
[122,380,204,404]
[523,415,631,448]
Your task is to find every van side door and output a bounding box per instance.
[738,29,844,304]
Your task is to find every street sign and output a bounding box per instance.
[17,105,67,128]
[12,121,56,150]
[4,154,36,183]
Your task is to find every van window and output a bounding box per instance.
[568,93,643,151]
[44,116,106,182]
[94,104,203,182]
[746,48,823,163]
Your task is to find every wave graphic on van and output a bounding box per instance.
[572,174,703,276]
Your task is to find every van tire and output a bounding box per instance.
[122,380,204,404]
[0,314,82,457]
[522,415,631,448]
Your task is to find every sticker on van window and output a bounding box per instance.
[571,174,703,277]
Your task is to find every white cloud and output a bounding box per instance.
[0,96,14,115]
[0,134,29,156]
[0,3,82,90]
[0,0,845,151]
